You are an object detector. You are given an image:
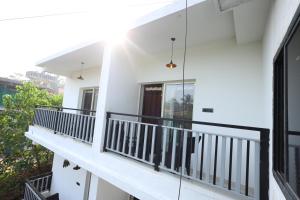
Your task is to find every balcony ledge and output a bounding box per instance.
[26,126,247,200]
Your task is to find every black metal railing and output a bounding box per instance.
[24,172,59,200]
[33,106,96,144]
[103,112,269,200]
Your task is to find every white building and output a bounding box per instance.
[23,0,300,200]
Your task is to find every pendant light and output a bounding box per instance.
[77,62,84,80]
[166,37,177,68]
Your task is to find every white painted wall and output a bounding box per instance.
[105,47,140,115]
[105,39,263,192]
[262,0,300,199]
[63,67,101,111]
[134,39,264,127]
[97,178,129,200]
[51,153,89,200]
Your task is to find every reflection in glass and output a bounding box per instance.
[287,22,300,196]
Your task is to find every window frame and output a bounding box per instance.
[273,5,300,200]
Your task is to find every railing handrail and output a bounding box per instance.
[25,172,53,200]
[36,105,96,113]
[107,111,269,133]
[27,172,52,181]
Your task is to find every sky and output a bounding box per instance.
[0,0,174,78]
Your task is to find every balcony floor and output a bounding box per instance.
[26,126,250,200]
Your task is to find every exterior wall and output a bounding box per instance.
[97,178,129,200]
[105,39,263,191]
[136,39,264,127]
[63,67,101,111]
[51,153,89,200]
[262,0,300,199]
[105,48,140,114]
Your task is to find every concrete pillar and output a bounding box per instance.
[92,44,113,152]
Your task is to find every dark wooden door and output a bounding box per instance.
[139,84,163,161]
[141,84,162,123]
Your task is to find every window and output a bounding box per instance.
[273,11,300,199]
[81,88,99,115]
[163,83,195,128]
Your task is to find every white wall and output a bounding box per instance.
[63,67,101,111]
[135,39,264,127]
[262,0,300,199]
[105,47,140,115]
[51,153,89,200]
[97,178,129,200]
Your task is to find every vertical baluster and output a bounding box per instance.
[205,134,212,182]
[122,122,128,153]
[69,114,74,137]
[171,129,177,170]
[161,127,167,167]
[72,114,77,138]
[213,136,219,185]
[150,126,156,163]
[68,113,72,136]
[90,117,95,143]
[142,125,148,160]
[254,141,260,198]
[106,119,112,149]
[70,113,75,136]
[45,176,49,191]
[62,112,66,134]
[193,132,200,178]
[85,116,91,142]
[64,113,68,135]
[135,123,141,157]
[228,138,233,190]
[75,114,80,138]
[78,115,83,139]
[220,136,226,187]
[245,140,250,196]
[128,122,134,155]
[35,109,39,125]
[200,134,205,180]
[41,177,45,191]
[66,113,70,135]
[51,110,54,129]
[181,131,188,175]
[48,110,51,129]
[116,121,122,152]
[236,139,242,193]
[40,109,44,127]
[111,120,117,149]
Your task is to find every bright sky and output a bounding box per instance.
[0,0,175,78]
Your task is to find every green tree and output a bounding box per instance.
[0,82,63,200]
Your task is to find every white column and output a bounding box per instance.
[92,44,113,152]
[88,174,101,200]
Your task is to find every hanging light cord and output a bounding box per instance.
[171,39,174,61]
[178,0,188,199]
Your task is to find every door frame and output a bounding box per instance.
[139,80,195,118]
[78,87,99,112]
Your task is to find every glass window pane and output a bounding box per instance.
[287,22,300,196]
[163,83,194,128]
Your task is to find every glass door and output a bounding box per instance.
[163,82,195,128]
[81,88,99,115]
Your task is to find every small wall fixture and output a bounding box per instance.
[166,37,177,69]
[63,160,70,168]
[73,165,81,170]
[77,62,85,80]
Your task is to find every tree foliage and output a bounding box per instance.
[0,82,63,199]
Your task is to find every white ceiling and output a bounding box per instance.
[37,0,271,75]
[37,42,104,76]
[126,0,235,54]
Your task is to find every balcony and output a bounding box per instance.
[24,172,59,200]
[103,112,269,200]
[32,106,96,144]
